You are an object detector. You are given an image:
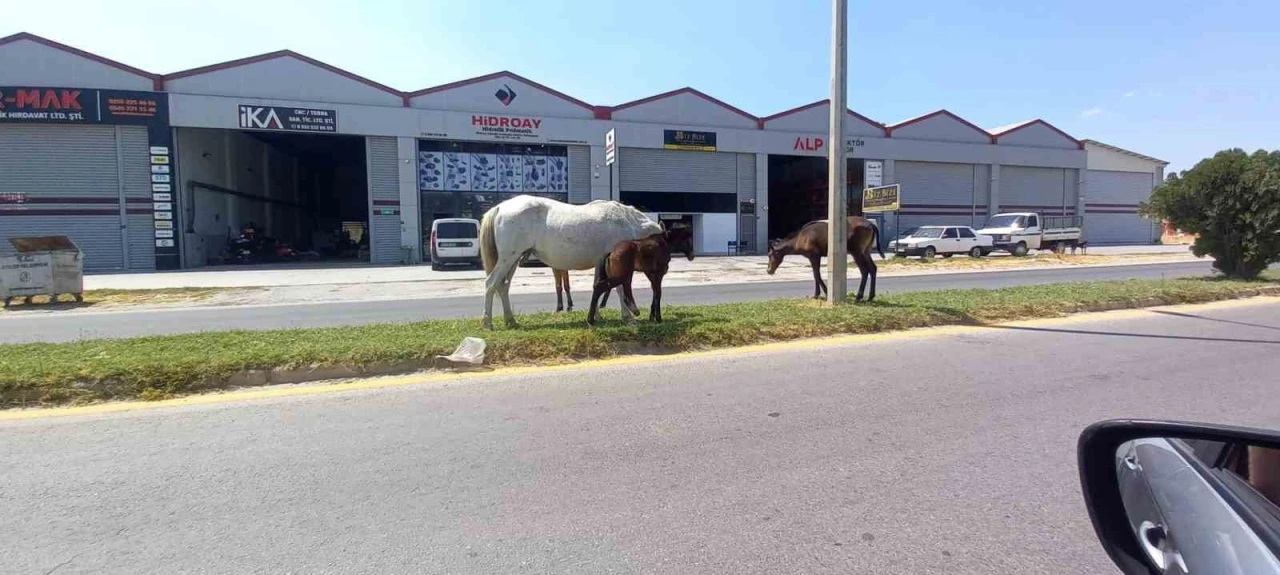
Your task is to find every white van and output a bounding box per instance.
[428,218,481,270]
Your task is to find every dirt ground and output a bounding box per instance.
[0,247,1200,313]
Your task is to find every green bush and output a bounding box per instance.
[1142,149,1280,278]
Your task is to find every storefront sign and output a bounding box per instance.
[664,130,717,152]
[470,114,543,141]
[794,136,824,151]
[605,128,616,165]
[863,184,901,213]
[792,136,867,152]
[0,87,165,125]
[1,86,179,270]
[238,105,337,133]
[865,160,883,187]
[0,192,26,204]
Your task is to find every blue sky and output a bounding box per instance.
[5,0,1277,171]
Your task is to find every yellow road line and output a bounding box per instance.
[4,296,1276,422]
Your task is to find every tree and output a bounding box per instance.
[1140,149,1280,279]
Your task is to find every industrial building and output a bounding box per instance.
[1,32,1167,271]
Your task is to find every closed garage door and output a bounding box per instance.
[896,161,978,236]
[0,124,148,271]
[568,145,591,204]
[619,148,738,194]
[1086,169,1156,245]
[1001,166,1071,216]
[367,136,401,264]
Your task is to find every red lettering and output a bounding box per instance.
[471,115,543,131]
[41,90,62,109]
[61,90,82,110]
[793,137,825,151]
[15,89,42,108]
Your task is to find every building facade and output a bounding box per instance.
[1,32,1165,271]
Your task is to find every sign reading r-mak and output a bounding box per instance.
[0,87,165,125]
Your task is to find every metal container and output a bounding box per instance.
[1,236,84,307]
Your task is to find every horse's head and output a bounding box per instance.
[766,238,787,275]
[664,226,695,261]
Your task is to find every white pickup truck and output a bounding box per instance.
[976,212,1084,256]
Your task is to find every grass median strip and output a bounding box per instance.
[1,276,1275,408]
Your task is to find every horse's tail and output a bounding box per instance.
[872,222,885,260]
[480,206,498,274]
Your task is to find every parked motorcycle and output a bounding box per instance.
[223,223,301,264]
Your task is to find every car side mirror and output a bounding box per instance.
[1079,419,1280,574]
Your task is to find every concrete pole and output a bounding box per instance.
[826,0,849,303]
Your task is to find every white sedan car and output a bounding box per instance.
[888,225,994,259]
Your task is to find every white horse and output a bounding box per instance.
[480,196,663,329]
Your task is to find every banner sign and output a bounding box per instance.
[238,105,337,133]
[663,129,717,152]
[863,184,901,213]
[0,87,166,125]
[604,128,616,165]
[470,114,542,141]
[865,161,884,188]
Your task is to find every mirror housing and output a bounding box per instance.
[1079,419,1280,574]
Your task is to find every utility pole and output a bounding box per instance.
[827,0,849,303]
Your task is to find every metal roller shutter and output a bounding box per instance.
[1001,166,1070,215]
[568,145,591,204]
[736,153,757,253]
[1086,170,1156,244]
[120,126,156,270]
[737,154,752,202]
[618,148,737,194]
[895,161,978,233]
[0,125,126,270]
[366,136,402,264]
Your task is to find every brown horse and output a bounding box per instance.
[766,216,885,301]
[588,226,695,325]
[553,269,574,312]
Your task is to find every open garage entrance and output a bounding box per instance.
[767,155,866,240]
[176,128,370,268]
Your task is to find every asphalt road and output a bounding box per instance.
[0,261,1213,343]
[4,299,1279,574]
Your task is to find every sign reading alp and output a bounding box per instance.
[792,136,867,152]
[862,184,901,213]
[238,105,337,133]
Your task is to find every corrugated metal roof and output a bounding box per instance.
[1083,139,1168,166]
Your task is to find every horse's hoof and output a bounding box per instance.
[482,319,495,330]
[554,308,564,313]
[505,319,520,328]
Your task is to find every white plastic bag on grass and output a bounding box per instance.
[437,337,486,365]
